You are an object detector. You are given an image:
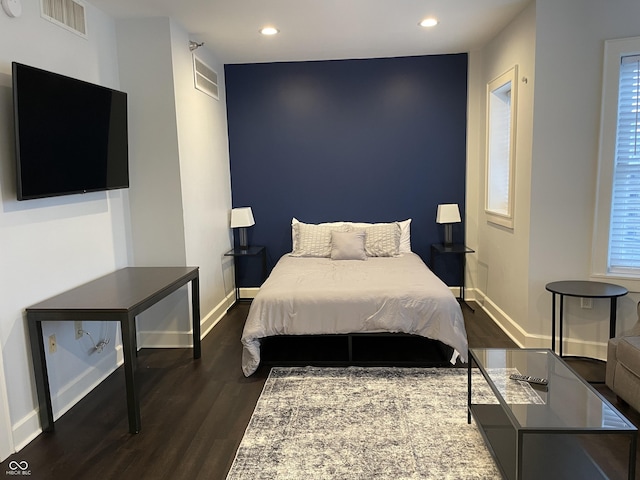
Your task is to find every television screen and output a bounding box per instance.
[12,62,129,200]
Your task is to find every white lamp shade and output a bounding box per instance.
[230,207,255,228]
[436,204,461,224]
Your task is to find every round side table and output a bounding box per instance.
[545,280,628,382]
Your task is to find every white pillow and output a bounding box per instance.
[290,218,411,255]
[398,219,411,253]
[359,222,401,257]
[330,231,367,260]
[346,219,411,253]
[291,218,345,252]
[291,221,348,257]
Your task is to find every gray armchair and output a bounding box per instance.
[606,301,640,412]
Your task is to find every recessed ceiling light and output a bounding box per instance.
[419,18,438,28]
[260,26,279,35]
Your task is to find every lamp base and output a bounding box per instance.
[443,224,453,247]
[239,227,249,250]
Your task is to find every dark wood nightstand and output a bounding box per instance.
[224,246,267,301]
[430,243,475,311]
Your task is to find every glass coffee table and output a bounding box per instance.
[468,348,637,480]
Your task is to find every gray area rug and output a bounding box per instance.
[226,367,517,479]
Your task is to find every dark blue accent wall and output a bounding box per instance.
[225,54,468,286]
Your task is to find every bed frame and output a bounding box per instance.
[260,333,456,368]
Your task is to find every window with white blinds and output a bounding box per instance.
[487,86,512,213]
[485,66,517,229]
[609,54,640,273]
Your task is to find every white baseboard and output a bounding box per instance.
[238,287,259,299]
[469,289,526,348]
[467,288,607,360]
[12,345,124,452]
[12,286,607,453]
[138,290,236,347]
[11,412,41,454]
[12,291,236,453]
[201,290,236,337]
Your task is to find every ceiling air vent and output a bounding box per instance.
[193,56,219,100]
[41,0,87,38]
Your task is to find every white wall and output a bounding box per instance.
[168,21,236,329]
[0,1,131,452]
[0,344,13,461]
[527,0,640,357]
[469,0,640,359]
[115,17,234,346]
[115,18,192,344]
[0,6,234,457]
[467,1,536,345]
[116,18,187,267]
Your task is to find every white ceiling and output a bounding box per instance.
[88,0,531,64]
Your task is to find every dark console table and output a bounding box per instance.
[26,266,200,434]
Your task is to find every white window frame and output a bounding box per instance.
[485,66,518,229]
[593,37,640,284]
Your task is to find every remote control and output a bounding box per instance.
[509,373,548,386]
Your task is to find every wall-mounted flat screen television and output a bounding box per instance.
[12,62,129,200]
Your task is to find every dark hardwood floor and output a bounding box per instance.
[2,302,638,479]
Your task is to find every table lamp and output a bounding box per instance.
[230,207,255,250]
[436,204,461,247]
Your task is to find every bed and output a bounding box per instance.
[240,219,468,376]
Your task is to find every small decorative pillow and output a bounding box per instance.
[361,222,401,257]
[330,231,367,260]
[291,222,349,257]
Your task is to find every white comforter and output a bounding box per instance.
[241,252,468,376]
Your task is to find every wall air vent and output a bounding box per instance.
[193,55,219,100]
[41,0,87,38]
